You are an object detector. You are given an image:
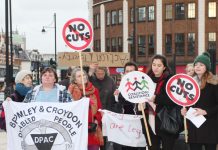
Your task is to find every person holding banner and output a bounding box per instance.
[181,52,218,150]
[24,67,72,103]
[68,67,104,150]
[140,54,179,150]
[0,70,33,130]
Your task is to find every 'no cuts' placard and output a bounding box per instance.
[166,74,200,107]
[62,18,93,51]
[119,71,155,103]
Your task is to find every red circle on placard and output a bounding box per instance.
[62,18,93,51]
[166,74,200,107]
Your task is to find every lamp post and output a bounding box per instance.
[132,0,136,62]
[5,0,10,92]
[127,0,136,62]
[41,13,57,63]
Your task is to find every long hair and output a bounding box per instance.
[147,54,172,75]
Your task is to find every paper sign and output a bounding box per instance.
[186,107,206,128]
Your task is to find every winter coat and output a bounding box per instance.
[188,74,218,144]
[68,82,104,146]
[89,75,116,111]
[24,84,72,103]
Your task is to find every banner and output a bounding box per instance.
[3,98,89,150]
[102,110,146,147]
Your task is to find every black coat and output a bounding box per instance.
[187,75,218,144]
[151,75,179,137]
[89,75,116,111]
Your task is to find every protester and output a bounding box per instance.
[89,64,116,111]
[0,70,33,130]
[68,67,103,150]
[88,64,117,150]
[113,62,145,150]
[114,62,138,115]
[59,67,73,89]
[24,67,72,103]
[185,63,195,76]
[181,52,218,150]
[140,54,179,150]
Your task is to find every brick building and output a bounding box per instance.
[90,0,218,73]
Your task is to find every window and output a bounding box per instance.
[165,34,172,54]
[118,37,123,52]
[130,8,134,22]
[175,33,185,55]
[175,3,185,20]
[111,11,117,25]
[208,2,216,18]
[111,38,117,52]
[106,38,110,52]
[208,32,216,50]
[188,3,195,18]
[188,33,195,55]
[148,34,155,55]
[148,6,155,21]
[138,7,146,21]
[165,4,173,20]
[138,35,146,55]
[106,11,110,25]
[118,10,123,24]
[94,40,100,52]
[94,14,99,28]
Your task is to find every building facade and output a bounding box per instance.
[91,0,218,73]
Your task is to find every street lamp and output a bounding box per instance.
[127,0,137,62]
[41,13,57,63]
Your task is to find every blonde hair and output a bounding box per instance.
[185,63,194,72]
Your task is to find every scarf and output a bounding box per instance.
[148,70,170,95]
[15,83,32,96]
[68,82,95,100]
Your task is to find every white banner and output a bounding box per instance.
[3,98,89,150]
[102,110,146,147]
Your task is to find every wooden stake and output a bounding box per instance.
[140,103,152,146]
[183,106,188,143]
[79,52,86,96]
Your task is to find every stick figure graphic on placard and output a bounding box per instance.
[133,77,142,91]
[125,78,134,92]
[141,76,149,90]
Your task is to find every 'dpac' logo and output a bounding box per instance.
[21,119,75,150]
[119,71,155,103]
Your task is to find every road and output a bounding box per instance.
[0,130,7,150]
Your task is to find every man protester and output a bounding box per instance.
[88,64,117,150]
[114,62,145,150]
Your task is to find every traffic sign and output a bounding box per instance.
[166,74,200,107]
[119,71,155,103]
[62,18,93,51]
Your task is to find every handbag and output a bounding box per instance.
[157,106,183,134]
[88,122,97,133]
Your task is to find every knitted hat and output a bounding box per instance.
[15,70,32,84]
[194,52,211,71]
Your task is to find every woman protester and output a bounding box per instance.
[181,52,218,150]
[24,67,72,103]
[139,54,180,150]
[68,67,103,150]
[0,70,33,130]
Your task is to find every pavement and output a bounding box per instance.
[0,130,7,150]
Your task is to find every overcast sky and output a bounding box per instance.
[0,0,89,54]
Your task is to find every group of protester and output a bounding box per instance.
[0,52,218,150]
